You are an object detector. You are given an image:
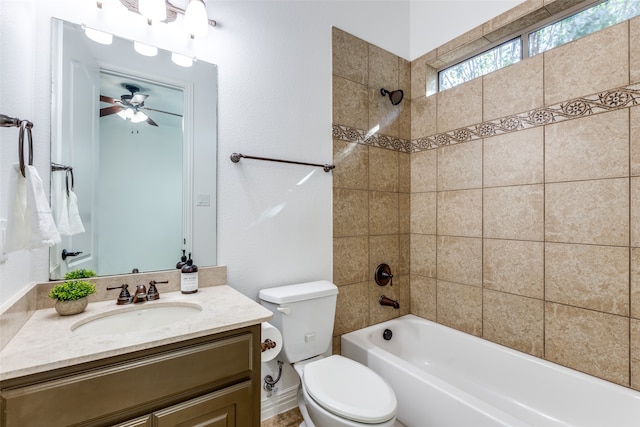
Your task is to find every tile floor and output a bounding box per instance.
[260,408,406,427]
[260,408,303,427]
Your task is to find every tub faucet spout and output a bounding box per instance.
[379,295,399,309]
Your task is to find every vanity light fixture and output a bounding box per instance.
[171,52,194,67]
[83,26,113,45]
[134,41,158,56]
[183,0,209,38]
[138,0,167,24]
[113,0,216,38]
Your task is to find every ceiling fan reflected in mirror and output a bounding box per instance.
[100,84,181,127]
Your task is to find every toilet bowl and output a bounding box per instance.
[259,281,398,427]
[294,355,397,427]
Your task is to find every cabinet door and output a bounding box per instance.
[1,333,253,427]
[152,381,253,427]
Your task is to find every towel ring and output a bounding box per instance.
[65,168,74,196]
[18,120,33,178]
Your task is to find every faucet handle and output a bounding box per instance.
[147,280,167,300]
[106,284,133,305]
[374,264,394,287]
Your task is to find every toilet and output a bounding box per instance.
[259,281,397,427]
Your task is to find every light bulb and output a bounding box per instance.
[134,41,158,56]
[138,0,167,23]
[171,52,193,67]
[84,27,113,45]
[130,111,149,123]
[183,0,209,38]
[117,108,134,120]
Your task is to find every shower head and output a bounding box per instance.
[380,88,404,105]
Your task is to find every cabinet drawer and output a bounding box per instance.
[2,332,253,427]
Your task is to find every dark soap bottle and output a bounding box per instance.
[176,249,187,269]
[180,253,199,294]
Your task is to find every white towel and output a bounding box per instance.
[53,171,71,235]
[67,190,85,235]
[5,164,29,252]
[5,164,61,252]
[25,165,61,248]
[53,172,85,236]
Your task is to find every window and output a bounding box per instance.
[439,38,521,91]
[438,0,640,92]
[529,0,640,55]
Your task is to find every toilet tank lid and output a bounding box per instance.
[259,281,338,304]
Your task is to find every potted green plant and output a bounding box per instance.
[64,269,97,279]
[49,279,97,316]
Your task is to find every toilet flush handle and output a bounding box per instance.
[277,306,291,315]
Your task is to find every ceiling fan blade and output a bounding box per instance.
[100,105,124,117]
[146,115,159,127]
[131,93,148,105]
[142,106,183,117]
[100,95,119,104]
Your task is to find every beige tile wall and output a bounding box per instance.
[407,16,640,391]
[332,28,411,353]
[332,10,640,392]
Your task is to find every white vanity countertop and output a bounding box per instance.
[0,285,273,382]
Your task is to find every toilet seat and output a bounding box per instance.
[302,355,397,424]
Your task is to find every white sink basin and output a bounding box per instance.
[71,302,203,336]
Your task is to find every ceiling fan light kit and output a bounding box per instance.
[117,108,149,124]
[100,84,169,127]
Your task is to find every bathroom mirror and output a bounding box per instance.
[49,18,217,279]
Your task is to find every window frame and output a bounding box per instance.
[435,0,627,92]
[438,37,522,92]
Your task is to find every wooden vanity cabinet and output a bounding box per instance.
[115,381,253,427]
[0,325,261,427]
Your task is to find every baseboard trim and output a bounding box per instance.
[260,384,299,421]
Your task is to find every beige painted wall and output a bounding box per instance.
[332,13,640,391]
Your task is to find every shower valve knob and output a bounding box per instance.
[375,263,394,286]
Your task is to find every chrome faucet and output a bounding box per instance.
[379,295,400,309]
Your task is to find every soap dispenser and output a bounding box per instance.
[180,253,199,294]
[176,249,188,269]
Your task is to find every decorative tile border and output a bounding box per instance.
[333,83,640,153]
[332,125,412,153]
[415,83,640,151]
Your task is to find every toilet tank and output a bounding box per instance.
[259,281,338,363]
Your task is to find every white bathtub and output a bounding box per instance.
[341,314,640,427]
